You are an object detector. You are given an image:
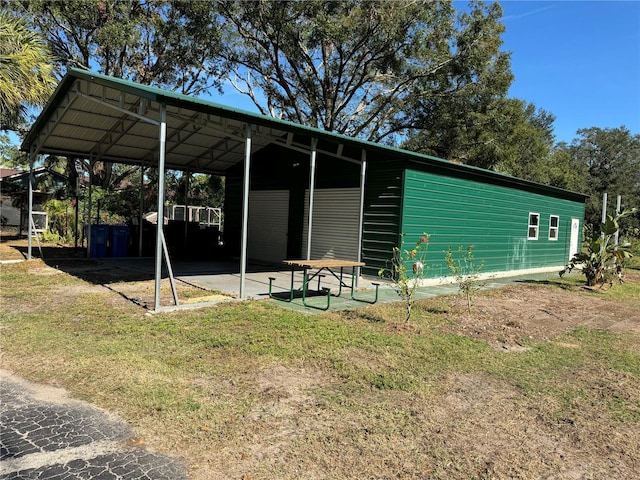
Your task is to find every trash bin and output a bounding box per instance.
[89,224,109,258]
[110,225,130,257]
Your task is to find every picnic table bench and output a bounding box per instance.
[268,258,379,310]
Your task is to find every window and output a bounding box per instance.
[549,215,559,241]
[528,213,539,240]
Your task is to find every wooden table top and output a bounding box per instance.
[282,259,365,269]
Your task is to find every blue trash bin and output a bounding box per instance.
[89,224,109,258]
[110,225,130,257]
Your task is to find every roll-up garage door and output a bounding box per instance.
[248,190,289,263]
[302,188,360,260]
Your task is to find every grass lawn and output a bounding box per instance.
[1,246,639,479]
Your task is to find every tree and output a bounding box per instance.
[540,143,588,192]
[0,11,57,132]
[404,97,555,173]
[167,173,224,209]
[12,0,224,95]
[1,133,28,168]
[214,0,511,144]
[8,0,226,214]
[566,127,640,233]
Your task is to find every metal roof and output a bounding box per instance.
[22,68,587,200]
[23,68,417,174]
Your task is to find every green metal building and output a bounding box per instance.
[22,68,586,308]
[224,144,586,280]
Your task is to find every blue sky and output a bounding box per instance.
[498,0,640,144]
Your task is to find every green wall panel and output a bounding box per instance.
[361,161,405,276]
[400,169,585,278]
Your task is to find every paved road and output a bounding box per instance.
[0,370,186,480]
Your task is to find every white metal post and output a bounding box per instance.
[615,194,621,245]
[154,104,167,311]
[306,138,318,260]
[601,192,607,239]
[239,124,252,299]
[355,149,367,286]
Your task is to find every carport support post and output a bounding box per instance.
[355,149,367,287]
[86,162,93,259]
[184,172,190,249]
[154,104,168,310]
[138,166,144,257]
[239,124,252,299]
[27,149,35,260]
[306,138,318,260]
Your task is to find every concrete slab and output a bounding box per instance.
[64,257,570,314]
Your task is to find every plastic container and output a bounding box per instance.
[110,225,130,257]
[89,224,109,258]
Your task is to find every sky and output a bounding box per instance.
[497,0,640,144]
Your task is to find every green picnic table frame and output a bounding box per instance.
[268,259,379,310]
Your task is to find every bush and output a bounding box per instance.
[561,209,636,286]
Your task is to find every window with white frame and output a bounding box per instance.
[528,213,539,240]
[549,215,559,240]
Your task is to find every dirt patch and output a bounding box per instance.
[436,274,640,350]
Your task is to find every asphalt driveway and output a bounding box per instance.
[0,370,186,480]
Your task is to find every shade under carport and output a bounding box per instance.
[21,69,374,311]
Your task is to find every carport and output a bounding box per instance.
[21,69,374,312]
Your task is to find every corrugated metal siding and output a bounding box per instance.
[248,190,289,263]
[301,188,360,260]
[361,161,405,276]
[223,176,242,256]
[401,169,585,278]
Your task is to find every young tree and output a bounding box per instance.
[214,0,511,144]
[0,11,56,132]
[378,233,430,324]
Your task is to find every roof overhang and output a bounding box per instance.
[21,68,377,174]
[21,68,588,202]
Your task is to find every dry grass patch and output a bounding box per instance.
[1,251,640,479]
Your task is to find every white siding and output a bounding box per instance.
[302,188,361,260]
[248,190,289,263]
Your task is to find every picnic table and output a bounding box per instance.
[268,258,379,310]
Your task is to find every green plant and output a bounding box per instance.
[40,229,63,243]
[560,208,637,287]
[445,245,485,313]
[378,232,430,323]
[42,199,75,243]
